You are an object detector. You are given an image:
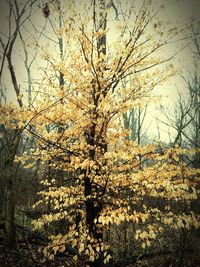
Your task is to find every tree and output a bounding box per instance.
[152,17,200,266]
[1,0,200,266]
[0,0,37,247]
[158,18,200,163]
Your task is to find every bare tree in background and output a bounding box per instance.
[158,20,200,164]
[0,0,37,247]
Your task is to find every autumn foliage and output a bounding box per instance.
[0,0,200,266]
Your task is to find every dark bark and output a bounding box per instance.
[3,133,20,248]
[4,173,15,248]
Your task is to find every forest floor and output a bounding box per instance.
[1,244,200,266]
[1,225,200,267]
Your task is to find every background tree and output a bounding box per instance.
[0,0,37,247]
[158,19,200,160]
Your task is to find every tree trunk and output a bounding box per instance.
[3,133,20,248]
[4,169,15,248]
[85,0,107,265]
[0,178,6,219]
